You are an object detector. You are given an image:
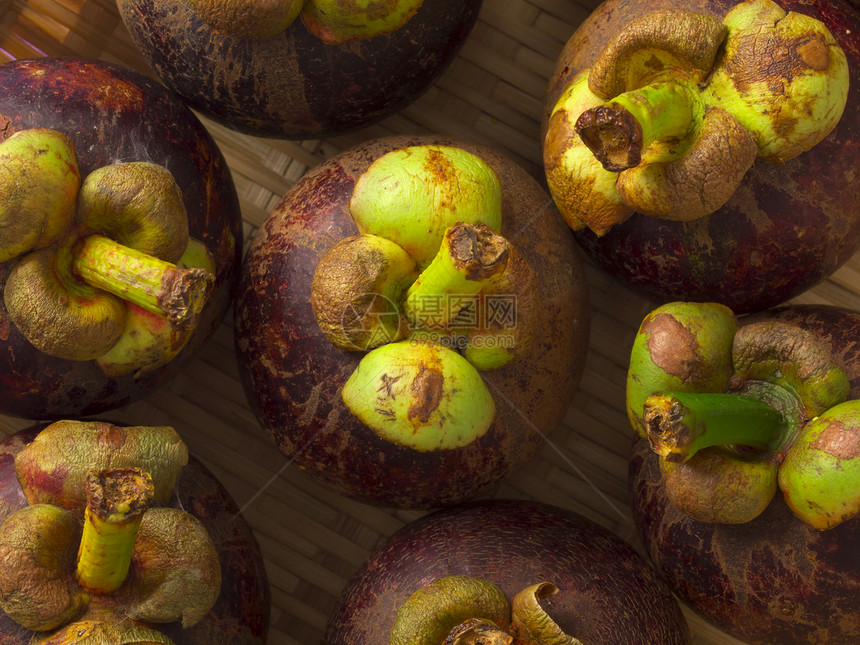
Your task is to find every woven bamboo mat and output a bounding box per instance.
[1,1,859,644]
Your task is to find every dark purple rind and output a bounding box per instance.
[0,425,270,645]
[0,57,242,419]
[117,0,482,138]
[543,0,860,314]
[233,135,590,509]
[324,499,691,644]
[629,305,860,644]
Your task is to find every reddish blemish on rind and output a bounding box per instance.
[20,463,69,503]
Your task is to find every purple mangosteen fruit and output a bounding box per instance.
[0,420,269,644]
[116,0,482,138]
[542,0,860,313]
[233,135,590,508]
[626,302,860,643]
[0,57,242,419]
[324,498,692,644]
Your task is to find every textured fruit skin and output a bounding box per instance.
[0,57,242,419]
[324,499,691,644]
[0,424,270,645]
[629,305,860,644]
[233,135,590,508]
[117,0,482,138]
[544,0,860,314]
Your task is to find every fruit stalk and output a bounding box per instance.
[403,222,509,329]
[76,468,154,594]
[575,82,700,171]
[72,234,214,330]
[644,392,784,462]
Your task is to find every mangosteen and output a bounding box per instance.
[627,302,860,643]
[542,0,860,313]
[233,135,590,508]
[0,57,242,419]
[116,0,482,138]
[0,420,269,644]
[324,499,692,644]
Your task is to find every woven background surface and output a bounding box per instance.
[1,1,859,643]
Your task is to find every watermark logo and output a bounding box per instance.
[339,292,401,350]
[339,292,519,350]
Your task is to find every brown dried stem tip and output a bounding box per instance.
[574,106,643,172]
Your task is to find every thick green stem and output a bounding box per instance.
[575,82,700,171]
[75,468,154,594]
[72,234,214,330]
[644,392,784,462]
[403,223,509,330]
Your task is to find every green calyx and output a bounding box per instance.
[658,449,779,525]
[0,504,88,631]
[0,130,215,370]
[15,420,189,510]
[0,129,79,263]
[301,0,425,44]
[349,145,503,270]
[545,0,849,234]
[779,401,860,530]
[0,420,220,640]
[187,0,424,43]
[390,575,583,645]
[32,615,176,644]
[314,145,543,449]
[705,0,849,162]
[311,234,417,351]
[341,340,495,451]
[544,72,633,236]
[389,576,511,645]
[628,301,857,528]
[626,301,737,438]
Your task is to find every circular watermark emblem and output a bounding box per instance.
[338,291,402,351]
